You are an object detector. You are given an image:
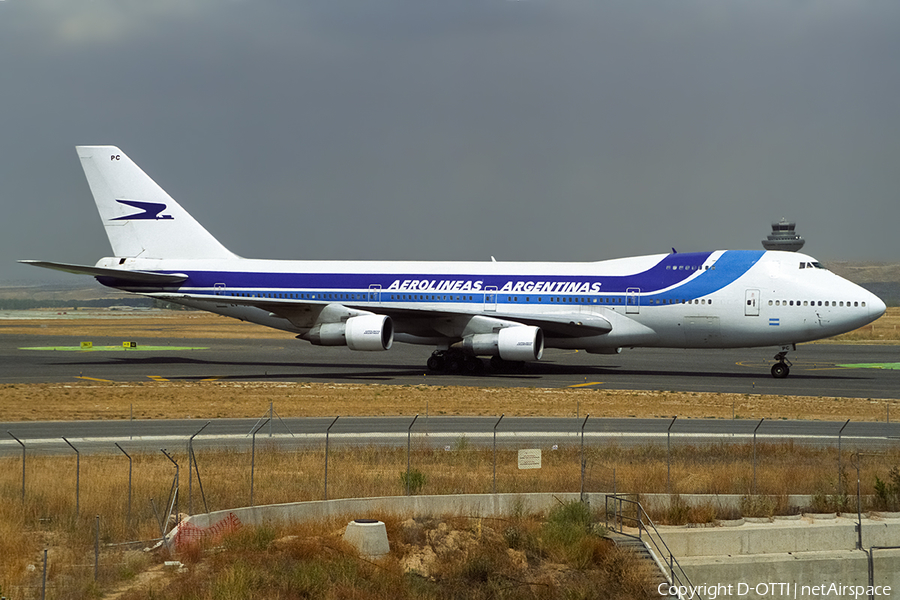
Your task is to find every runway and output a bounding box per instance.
[2,332,899,399]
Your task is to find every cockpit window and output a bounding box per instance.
[799,262,827,270]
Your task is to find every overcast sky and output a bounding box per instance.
[2,0,899,284]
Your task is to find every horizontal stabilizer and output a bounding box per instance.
[18,260,187,284]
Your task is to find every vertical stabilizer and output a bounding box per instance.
[76,146,237,259]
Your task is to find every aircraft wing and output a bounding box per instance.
[19,260,188,285]
[163,293,613,338]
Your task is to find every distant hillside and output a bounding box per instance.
[826,262,900,306]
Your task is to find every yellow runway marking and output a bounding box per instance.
[75,376,114,382]
[569,382,603,388]
[147,375,170,382]
[201,377,222,382]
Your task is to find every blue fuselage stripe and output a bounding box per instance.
[105,250,764,306]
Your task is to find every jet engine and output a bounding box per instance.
[459,326,544,361]
[306,314,393,351]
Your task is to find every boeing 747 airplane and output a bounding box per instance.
[21,146,886,378]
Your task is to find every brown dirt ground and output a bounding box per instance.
[1,311,897,422]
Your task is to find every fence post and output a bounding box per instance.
[160,449,179,529]
[752,418,764,495]
[188,422,210,515]
[62,437,80,516]
[493,414,504,494]
[115,443,132,528]
[838,419,850,493]
[8,431,25,502]
[324,416,339,501]
[250,418,270,507]
[580,414,590,502]
[41,548,47,600]
[406,414,418,496]
[666,417,677,494]
[94,515,100,581]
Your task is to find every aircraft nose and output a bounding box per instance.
[870,292,887,320]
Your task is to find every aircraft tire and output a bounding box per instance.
[771,362,790,379]
[426,355,444,372]
[463,356,484,375]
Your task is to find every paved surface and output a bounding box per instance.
[2,415,899,457]
[2,333,899,398]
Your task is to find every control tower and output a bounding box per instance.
[762,218,805,252]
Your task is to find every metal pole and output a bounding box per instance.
[752,418,764,495]
[94,515,100,581]
[188,422,210,515]
[667,417,676,494]
[250,418,270,507]
[493,414,504,494]
[41,548,47,600]
[191,446,210,514]
[838,419,850,492]
[62,437,80,515]
[269,402,273,437]
[580,414,590,502]
[324,416,339,501]
[852,452,863,551]
[406,414,418,496]
[115,443,132,528]
[8,431,25,502]
[150,498,172,556]
[160,449,179,528]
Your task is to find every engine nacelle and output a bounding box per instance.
[346,314,394,351]
[460,326,544,361]
[307,314,393,351]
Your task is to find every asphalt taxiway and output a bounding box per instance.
[2,333,899,399]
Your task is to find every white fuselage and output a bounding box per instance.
[95,249,884,352]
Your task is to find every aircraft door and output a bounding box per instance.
[483,286,498,312]
[368,284,382,304]
[626,288,640,314]
[745,289,760,316]
[214,283,228,307]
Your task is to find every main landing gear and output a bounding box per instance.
[426,350,526,375]
[427,350,484,374]
[771,345,795,379]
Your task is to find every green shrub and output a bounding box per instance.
[874,467,900,511]
[399,469,427,495]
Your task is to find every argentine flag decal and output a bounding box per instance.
[769,318,780,327]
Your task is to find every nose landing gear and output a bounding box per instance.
[771,345,795,378]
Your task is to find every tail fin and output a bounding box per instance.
[77,146,237,259]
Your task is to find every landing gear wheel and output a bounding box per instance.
[426,354,444,372]
[771,362,790,379]
[462,356,484,375]
[770,345,794,379]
